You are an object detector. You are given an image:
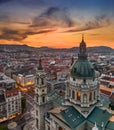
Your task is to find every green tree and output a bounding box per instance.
[0,126,8,130]
[21,97,26,113]
[109,103,114,110]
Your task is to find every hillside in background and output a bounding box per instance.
[0,44,113,53]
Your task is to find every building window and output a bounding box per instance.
[41,78,44,85]
[37,95,38,102]
[89,92,92,101]
[42,96,45,103]
[37,78,39,84]
[36,110,38,116]
[59,126,64,130]
[69,89,71,97]
[83,79,86,84]
[73,78,75,81]
[36,119,38,129]
[48,126,50,130]
[42,89,44,92]
[77,91,81,101]
[72,90,75,99]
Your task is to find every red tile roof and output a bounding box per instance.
[5,88,18,97]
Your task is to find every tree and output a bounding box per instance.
[0,126,8,130]
[21,97,26,113]
[109,103,114,110]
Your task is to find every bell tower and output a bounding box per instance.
[35,58,53,130]
[36,59,47,105]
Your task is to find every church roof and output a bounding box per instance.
[49,105,114,130]
[61,106,85,129]
[71,60,95,78]
[87,107,112,129]
[71,36,95,78]
[106,121,114,130]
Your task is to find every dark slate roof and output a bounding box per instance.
[87,107,112,129]
[0,94,5,103]
[61,106,85,129]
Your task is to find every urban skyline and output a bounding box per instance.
[0,0,114,48]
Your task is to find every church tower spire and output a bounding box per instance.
[38,58,43,70]
[78,34,87,60]
[82,34,84,41]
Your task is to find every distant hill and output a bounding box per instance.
[38,46,114,53]
[70,46,114,53]
[87,46,114,53]
[0,44,113,53]
[0,44,35,51]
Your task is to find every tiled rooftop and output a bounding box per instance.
[5,88,19,97]
[61,106,85,129]
[0,73,15,84]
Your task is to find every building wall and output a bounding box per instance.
[6,92,21,119]
[36,102,53,130]
[0,102,7,119]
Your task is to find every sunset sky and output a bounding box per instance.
[0,0,114,48]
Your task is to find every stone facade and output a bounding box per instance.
[35,59,53,130]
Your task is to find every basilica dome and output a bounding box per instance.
[71,35,95,78]
[71,59,95,78]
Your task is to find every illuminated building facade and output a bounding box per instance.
[16,74,35,92]
[5,88,21,120]
[0,73,21,122]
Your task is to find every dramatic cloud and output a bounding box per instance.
[31,7,75,28]
[0,28,26,41]
[65,15,110,33]
[0,28,55,41]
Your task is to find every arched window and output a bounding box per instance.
[59,127,63,130]
[73,77,75,81]
[83,94,87,103]
[42,96,45,103]
[69,89,71,97]
[77,91,81,101]
[67,88,69,96]
[83,79,86,84]
[41,78,44,85]
[72,90,75,99]
[37,78,39,84]
[89,92,92,101]
[36,119,39,129]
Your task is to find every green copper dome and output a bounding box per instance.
[71,59,95,78]
[71,35,95,78]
